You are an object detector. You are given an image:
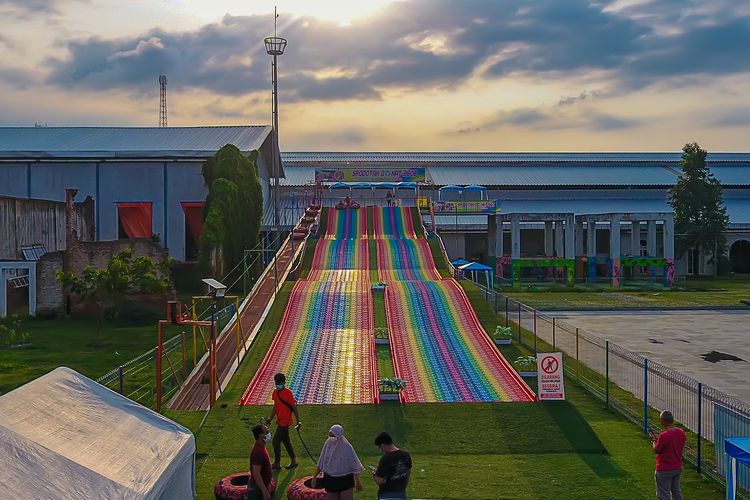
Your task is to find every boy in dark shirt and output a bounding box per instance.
[372,431,412,499]
[248,424,273,500]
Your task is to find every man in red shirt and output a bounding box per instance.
[248,424,273,500]
[649,410,686,500]
[266,373,301,470]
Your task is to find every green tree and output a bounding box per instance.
[668,142,729,276]
[56,249,172,340]
[200,144,263,276]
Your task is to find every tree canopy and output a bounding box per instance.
[668,142,728,274]
[200,145,264,276]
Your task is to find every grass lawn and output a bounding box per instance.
[504,276,750,309]
[173,276,724,500]
[0,316,185,395]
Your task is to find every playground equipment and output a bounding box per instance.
[241,206,533,405]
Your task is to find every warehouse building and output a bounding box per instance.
[278,152,750,277]
[0,126,281,262]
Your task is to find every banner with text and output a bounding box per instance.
[432,200,500,214]
[315,167,426,183]
[537,352,566,400]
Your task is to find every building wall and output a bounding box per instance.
[0,163,27,198]
[0,195,94,260]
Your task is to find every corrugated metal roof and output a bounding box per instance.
[0,126,272,159]
[279,166,315,186]
[500,199,672,215]
[428,165,678,186]
[282,152,750,163]
[709,166,750,186]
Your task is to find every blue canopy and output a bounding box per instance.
[463,184,487,192]
[351,182,373,189]
[451,259,470,266]
[726,438,750,499]
[376,182,398,189]
[329,182,350,190]
[396,182,417,190]
[459,262,493,272]
[439,185,463,192]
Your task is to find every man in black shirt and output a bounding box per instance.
[372,432,412,499]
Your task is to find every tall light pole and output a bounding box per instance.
[265,8,287,253]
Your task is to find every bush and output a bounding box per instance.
[0,315,31,349]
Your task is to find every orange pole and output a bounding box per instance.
[209,313,217,408]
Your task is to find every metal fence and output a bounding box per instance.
[478,284,750,495]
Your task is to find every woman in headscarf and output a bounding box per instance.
[312,424,364,499]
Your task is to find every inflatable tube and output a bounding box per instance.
[286,475,327,500]
[213,473,276,500]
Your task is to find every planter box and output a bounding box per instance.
[519,371,537,378]
[375,338,390,345]
[495,339,512,345]
[379,392,400,401]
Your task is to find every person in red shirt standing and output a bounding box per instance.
[248,424,273,500]
[649,410,686,500]
[266,373,301,470]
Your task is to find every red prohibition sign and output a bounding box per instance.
[541,356,559,374]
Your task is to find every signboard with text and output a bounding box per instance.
[314,167,426,183]
[537,352,566,400]
[432,200,500,214]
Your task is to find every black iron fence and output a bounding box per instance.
[477,284,750,495]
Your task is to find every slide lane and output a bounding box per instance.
[386,280,535,403]
[373,206,416,239]
[240,206,377,405]
[376,239,441,282]
[240,280,377,405]
[325,207,368,240]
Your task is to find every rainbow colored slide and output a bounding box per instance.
[240,208,378,405]
[374,207,535,403]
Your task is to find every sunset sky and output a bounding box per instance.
[1,0,749,151]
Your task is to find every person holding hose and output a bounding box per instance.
[266,372,300,470]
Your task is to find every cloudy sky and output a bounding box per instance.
[1,0,749,151]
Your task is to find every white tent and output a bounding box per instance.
[0,367,195,499]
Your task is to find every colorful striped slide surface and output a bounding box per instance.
[375,207,534,403]
[240,208,377,405]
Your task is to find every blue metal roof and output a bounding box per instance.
[282,151,750,163]
[0,126,272,159]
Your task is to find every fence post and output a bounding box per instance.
[117,366,124,395]
[243,251,248,296]
[552,318,556,351]
[181,332,187,376]
[533,309,537,354]
[505,297,509,327]
[517,302,522,343]
[576,327,581,382]
[605,341,610,410]
[643,358,649,434]
[494,292,498,315]
[697,382,702,473]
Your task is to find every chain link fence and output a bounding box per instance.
[477,284,750,496]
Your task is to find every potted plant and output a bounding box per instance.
[378,377,407,401]
[514,355,537,378]
[493,325,513,345]
[375,327,390,345]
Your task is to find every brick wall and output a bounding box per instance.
[37,238,171,315]
[36,251,64,315]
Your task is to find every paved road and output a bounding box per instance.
[550,310,750,403]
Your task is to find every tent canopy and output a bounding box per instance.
[351,182,372,189]
[396,182,417,190]
[727,438,750,467]
[459,261,493,271]
[439,185,462,192]
[376,182,398,189]
[451,259,470,266]
[463,184,487,192]
[329,182,350,190]
[0,367,195,500]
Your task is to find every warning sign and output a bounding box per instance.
[537,352,565,400]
